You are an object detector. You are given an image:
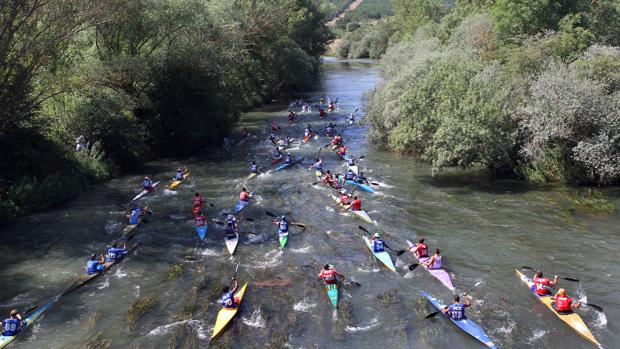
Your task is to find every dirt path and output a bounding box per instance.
[326,0,363,27]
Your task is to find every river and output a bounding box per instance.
[1,57,619,349]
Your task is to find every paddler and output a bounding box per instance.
[273,215,289,238]
[174,168,184,180]
[553,288,581,313]
[86,253,105,274]
[346,156,356,167]
[328,101,334,112]
[273,147,283,160]
[344,169,355,181]
[318,264,345,284]
[336,189,351,206]
[322,170,336,186]
[195,211,207,229]
[332,134,343,146]
[141,176,153,191]
[239,188,251,202]
[325,123,335,136]
[271,120,280,132]
[410,238,429,258]
[241,127,250,139]
[310,157,323,172]
[251,161,259,174]
[220,278,239,309]
[268,132,278,144]
[304,124,313,138]
[354,171,369,185]
[226,214,238,230]
[127,204,146,225]
[2,309,23,336]
[370,233,386,253]
[284,152,293,165]
[105,243,127,262]
[348,112,355,124]
[337,145,348,157]
[288,111,296,124]
[193,192,203,211]
[424,249,443,270]
[350,196,362,211]
[442,294,471,320]
[532,271,558,296]
[319,108,327,118]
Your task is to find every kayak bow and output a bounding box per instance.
[515,270,601,347]
[196,224,208,241]
[421,291,497,349]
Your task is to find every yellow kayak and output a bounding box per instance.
[211,283,249,341]
[168,169,190,189]
[515,270,601,347]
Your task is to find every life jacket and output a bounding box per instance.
[326,127,333,134]
[351,199,361,211]
[195,215,206,226]
[323,173,333,183]
[175,171,184,180]
[339,194,350,205]
[2,318,22,336]
[220,291,237,308]
[554,295,572,312]
[285,156,292,164]
[416,243,428,258]
[347,158,355,166]
[86,260,102,274]
[533,277,551,295]
[240,191,249,202]
[448,303,465,320]
[320,269,337,283]
[313,161,322,170]
[193,196,203,207]
[345,172,355,180]
[251,164,258,172]
[226,218,236,228]
[106,247,125,262]
[273,149,282,157]
[338,147,347,155]
[142,180,152,189]
[278,220,289,233]
[129,208,142,225]
[304,129,311,137]
[371,239,384,252]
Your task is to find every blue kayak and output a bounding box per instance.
[421,291,497,349]
[273,157,305,172]
[337,175,374,193]
[233,192,254,214]
[196,225,208,241]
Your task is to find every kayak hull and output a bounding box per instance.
[247,172,257,180]
[515,270,600,347]
[407,240,454,291]
[362,236,396,272]
[273,157,305,172]
[337,175,374,193]
[196,225,208,241]
[271,156,283,165]
[225,233,239,255]
[278,232,288,249]
[0,297,58,348]
[211,283,248,340]
[234,200,250,214]
[325,283,339,308]
[421,291,497,349]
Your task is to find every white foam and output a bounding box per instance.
[147,319,206,338]
[163,189,178,196]
[345,317,380,332]
[527,329,547,344]
[97,276,110,290]
[196,248,221,256]
[242,307,266,328]
[290,245,312,254]
[293,298,317,312]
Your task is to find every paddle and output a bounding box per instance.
[520,266,580,282]
[570,298,604,312]
[425,281,483,319]
[265,211,306,228]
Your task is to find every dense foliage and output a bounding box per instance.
[333,0,395,59]
[365,0,620,185]
[0,0,331,222]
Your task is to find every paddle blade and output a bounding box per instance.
[562,277,580,282]
[358,225,370,234]
[213,220,225,226]
[425,311,441,319]
[396,250,406,256]
[584,303,604,312]
[370,182,380,186]
[265,211,277,218]
[409,263,419,270]
[23,305,39,315]
[245,218,255,222]
[292,223,307,228]
[520,266,535,271]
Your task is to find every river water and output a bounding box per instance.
[1,57,619,349]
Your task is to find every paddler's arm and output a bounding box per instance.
[463,295,472,308]
[230,278,238,293]
[335,271,345,280]
[550,275,558,286]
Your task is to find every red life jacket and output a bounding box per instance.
[339,194,350,205]
[195,215,206,226]
[416,243,429,258]
[193,196,203,207]
[351,199,361,211]
[323,173,333,183]
[240,191,249,202]
[332,136,342,145]
[533,277,551,295]
[554,295,572,312]
[320,269,336,283]
[338,146,347,155]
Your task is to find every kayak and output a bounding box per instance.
[362,236,396,272]
[331,195,372,223]
[271,156,283,165]
[196,224,208,241]
[168,170,189,190]
[247,172,257,180]
[225,231,239,255]
[121,206,149,240]
[303,132,315,142]
[132,181,160,201]
[273,157,305,172]
[407,240,455,291]
[421,291,497,349]
[0,296,58,348]
[515,270,601,347]
[210,283,248,342]
[348,165,359,175]
[337,175,374,193]
[330,144,340,151]
[62,243,141,296]
[278,232,288,249]
[325,283,339,308]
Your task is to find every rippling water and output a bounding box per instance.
[1,57,619,349]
